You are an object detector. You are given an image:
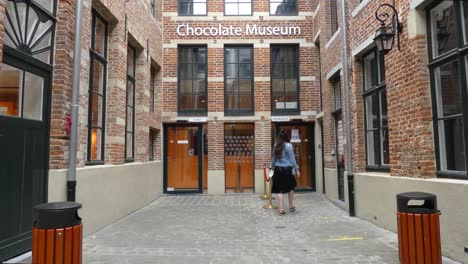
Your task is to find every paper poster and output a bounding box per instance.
[177,140,189,144]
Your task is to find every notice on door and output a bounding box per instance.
[177,140,189,144]
[291,129,301,143]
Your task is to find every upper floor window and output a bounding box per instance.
[224,46,254,115]
[330,0,338,35]
[333,76,341,112]
[362,49,389,171]
[87,10,108,163]
[179,0,207,16]
[125,45,136,161]
[151,0,156,18]
[270,0,297,16]
[427,1,468,177]
[150,66,156,113]
[271,45,299,115]
[178,46,207,115]
[225,0,252,16]
[3,0,57,64]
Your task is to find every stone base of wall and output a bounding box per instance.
[354,172,468,263]
[48,161,163,236]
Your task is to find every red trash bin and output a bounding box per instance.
[32,202,82,264]
[397,192,441,264]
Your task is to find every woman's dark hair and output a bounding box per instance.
[274,130,290,159]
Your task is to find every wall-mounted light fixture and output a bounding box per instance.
[373,3,403,55]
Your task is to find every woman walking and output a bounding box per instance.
[271,130,301,216]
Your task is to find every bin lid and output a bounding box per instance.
[34,202,82,229]
[396,192,437,214]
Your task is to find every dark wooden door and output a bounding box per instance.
[0,54,50,261]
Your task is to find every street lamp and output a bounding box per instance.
[374,3,403,55]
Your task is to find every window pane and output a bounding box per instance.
[238,3,251,15]
[272,79,284,92]
[363,51,377,90]
[365,94,379,129]
[23,71,44,121]
[380,90,388,128]
[434,61,462,117]
[94,17,106,56]
[91,94,103,127]
[226,94,238,109]
[194,94,207,109]
[195,63,206,78]
[92,61,105,94]
[0,64,22,118]
[366,130,380,165]
[270,0,296,15]
[239,48,251,62]
[180,80,192,93]
[334,79,341,111]
[239,64,252,78]
[126,133,133,158]
[127,47,135,76]
[127,80,134,106]
[430,1,456,58]
[272,95,285,109]
[439,118,466,171]
[90,128,102,161]
[271,64,283,77]
[225,3,239,15]
[193,79,206,93]
[284,93,298,109]
[126,106,133,132]
[381,127,389,165]
[35,0,54,13]
[226,63,238,78]
[180,94,193,110]
[463,2,468,43]
[239,94,252,109]
[239,80,251,93]
[225,48,238,63]
[180,64,193,79]
[285,79,297,93]
[284,64,297,78]
[226,79,237,92]
[193,3,206,15]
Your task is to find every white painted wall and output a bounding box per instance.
[354,172,468,263]
[48,161,163,236]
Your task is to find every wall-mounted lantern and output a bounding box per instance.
[373,3,403,55]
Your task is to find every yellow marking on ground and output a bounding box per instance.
[326,236,365,241]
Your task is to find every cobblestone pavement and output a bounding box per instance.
[83,193,460,264]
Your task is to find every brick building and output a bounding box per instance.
[1,0,468,263]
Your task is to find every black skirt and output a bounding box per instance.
[271,166,296,194]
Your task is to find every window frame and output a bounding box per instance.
[426,1,468,179]
[332,75,342,113]
[87,9,108,164]
[178,0,207,16]
[224,0,253,16]
[125,44,136,162]
[269,0,298,16]
[177,45,208,116]
[330,0,339,35]
[224,45,254,116]
[362,48,389,172]
[270,44,300,116]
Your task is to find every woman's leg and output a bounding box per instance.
[288,190,294,209]
[278,193,284,213]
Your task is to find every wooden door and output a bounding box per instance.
[224,124,254,191]
[275,124,315,191]
[0,57,50,261]
[166,126,201,191]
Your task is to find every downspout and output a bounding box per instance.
[67,0,84,202]
[340,0,355,216]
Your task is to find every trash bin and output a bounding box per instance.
[32,202,82,264]
[397,192,441,264]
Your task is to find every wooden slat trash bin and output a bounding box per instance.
[32,202,82,264]
[397,192,441,264]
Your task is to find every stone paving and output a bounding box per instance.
[83,193,460,264]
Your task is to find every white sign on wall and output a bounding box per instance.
[176,23,301,37]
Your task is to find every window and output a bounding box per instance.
[225,0,252,15]
[151,0,156,18]
[87,10,107,163]
[225,46,253,115]
[362,49,389,170]
[271,45,299,115]
[270,0,297,15]
[179,0,207,16]
[178,46,207,115]
[150,66,156,113]
[333,76,341,112]
[330,0,338,35]
[149,128,157,161]
[126,45,136,161]
[427,1,468,177]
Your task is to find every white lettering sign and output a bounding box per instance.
[272,116,290,122]
[176,24,301,37]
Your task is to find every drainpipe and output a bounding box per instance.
[67,0,84,202]
[340,0,355,216]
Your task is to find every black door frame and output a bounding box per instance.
[163,123,204,194]
[0,46,52,261]
[273,122,316,192]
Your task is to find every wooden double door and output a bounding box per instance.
[164,125,207,193]
[272,123,315,191]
